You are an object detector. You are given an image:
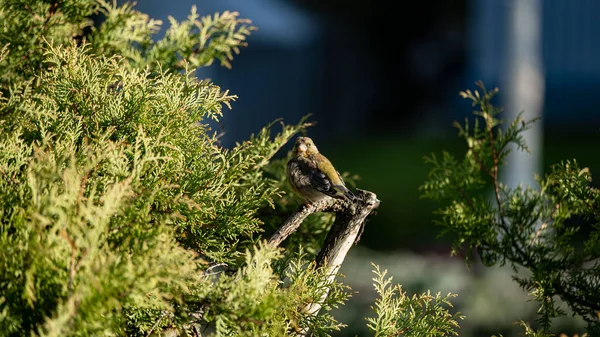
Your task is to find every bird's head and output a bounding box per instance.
[294,136,319,157]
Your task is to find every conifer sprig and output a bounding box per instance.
[421,82,600,333]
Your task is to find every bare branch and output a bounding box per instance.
[301,190,380,336]
[267,198,346,247]
[266,189,379,336]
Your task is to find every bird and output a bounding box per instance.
[287,136,356,205]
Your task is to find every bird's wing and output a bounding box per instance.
[308,166,334,194]
[335,170,345,186]
[308,155,353,200]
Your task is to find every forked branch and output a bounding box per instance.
[268,189,380,336]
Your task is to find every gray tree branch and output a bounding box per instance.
[268,198,344,247]
[268,189,380,336]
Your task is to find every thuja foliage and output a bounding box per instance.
[421,82,600,335]
[0,1,463,336]
[366,264,463,337]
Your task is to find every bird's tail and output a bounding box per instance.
[336,185,357,202]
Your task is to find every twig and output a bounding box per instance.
[481,112,532,263]
[146,311,169,337]
[59,228,77,295]
[203,262,228,276]
[484,113,505,225]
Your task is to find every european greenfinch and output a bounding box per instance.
[287,136,356,204]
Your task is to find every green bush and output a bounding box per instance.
[8,2,592,336]
[0,1,461,336]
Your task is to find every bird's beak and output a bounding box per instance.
[298,144,307,153]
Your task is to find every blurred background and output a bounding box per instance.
[129,0,599,335]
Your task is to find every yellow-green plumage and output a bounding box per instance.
[315,154,343,185]
[287,136,355,203]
